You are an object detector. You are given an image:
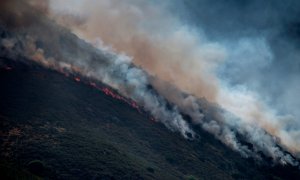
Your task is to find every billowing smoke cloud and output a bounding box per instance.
[48,0,224,102]
[46,0,300,163]
[176,0,300,156]
[1,0,300,166]
[0,0,194,140]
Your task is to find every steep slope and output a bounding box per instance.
[1,59,300,180]
[1,2,300,179]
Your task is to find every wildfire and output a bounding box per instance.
[95,86,142,113]
[73,74,135,109]
[74,77,81,82]
[1,59,155,123]
[70,71,150,119]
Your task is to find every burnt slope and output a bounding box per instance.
[0,59,300,180]
[0,2,300,179]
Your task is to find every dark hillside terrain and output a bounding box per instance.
[0,3,300,179]
[0,60,300,179]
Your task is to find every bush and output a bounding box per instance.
[27,160,45,176]
[185,175,198,180]
[146,167,155,173]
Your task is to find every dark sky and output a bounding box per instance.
[169,0,300,117]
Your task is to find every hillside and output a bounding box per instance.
[1,2,300,179]
[1,58,300,180]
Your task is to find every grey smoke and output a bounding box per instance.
[1,0,300,166]
[176,0,300,120]
[0,19,194,140]
[175,0,300,157]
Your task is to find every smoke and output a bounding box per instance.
[0,1,194,140]
[0,0,49,28]
[1,0,300,165]
[48,0,225,102]
[177,0,300,156]
[45,0,300,164]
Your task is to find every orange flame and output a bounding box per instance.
[74,77,81,82]
[21,57,156,122]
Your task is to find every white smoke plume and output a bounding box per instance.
[45,0,300,165]
[0,32,195,140]
[1,0,299,166]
